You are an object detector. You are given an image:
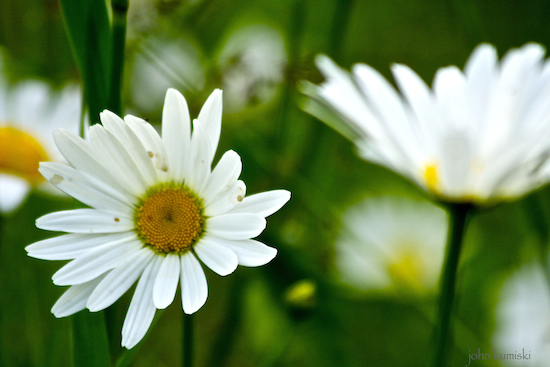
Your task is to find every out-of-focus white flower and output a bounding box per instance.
[492,261,550,366]
[130,37,205,113]
[0,57,81,213]
[26,88,291,349]
[336,196,447,292]
[218,25,287,112]
[303,43,550,205]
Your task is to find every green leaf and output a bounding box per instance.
[58,0,112,124]
[72,311,110,367]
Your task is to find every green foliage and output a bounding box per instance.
[58,0,112,124]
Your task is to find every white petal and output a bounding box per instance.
[26,232,132,260]
[0,174,30,213]
[194,236,238,276]
[315,55,377,137]
[197,89,223,157]
[53,129,130,196]
[101,110,159,186]
[204,180,246,217]
[180,252,208,314]
[207,213,266,240]
[228,190,290,217]
[87,248,155,311]
[162,88,191,182]
[211,238,277,267]
[36,209,134,233]
[125,115,169,177]
[52,274,107,318]
[52,236,141,286]
[89,125,148,194]
[390,64,438,152]
[353,63,421,168]
[121,256,163,349]
[202,150,242,202]
[188,119,212,193]
[39,162,135,213]
[152,253,180,309]
[99,110,128,142]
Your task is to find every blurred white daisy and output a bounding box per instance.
[492,261,550,366]
[303,43,550,204]
[336,196,447,292]
[130,37,205,114]
[0,65,81,213]
[26,88,290,349]
[218,25,287,112]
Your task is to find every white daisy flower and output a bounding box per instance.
[336,196,447,292]
[303,43,550,204]
[0,67,81,213]
[492,261,550,366]
[218,25,287,112]
[130,37,205,114]
[25,88,291,349]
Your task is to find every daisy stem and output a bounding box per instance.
[432,203,472,367]
[183,313,194,367]
[108,0,128,116]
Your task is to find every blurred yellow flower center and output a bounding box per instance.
[0,126,49,184]
[387,248,425,289]
[424,164,439,193]
[136,187,204,253]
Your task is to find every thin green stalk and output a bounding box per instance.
[432,203,472,367]
[328,0,354,62]
[183,313,194,367]
[108,0,128,116]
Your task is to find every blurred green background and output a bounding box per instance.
[2,0,550,366]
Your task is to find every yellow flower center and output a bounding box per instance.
[0,126,49,184]
[424,163,439,194]
[387,248,425,290]
[135,187,204,253]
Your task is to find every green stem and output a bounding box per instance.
[328,0,354,61]
[432,203,472,367]
[183,313,194,367]
[108,0,128,116]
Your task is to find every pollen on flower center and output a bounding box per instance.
[136,187,204,253]
[0,126,49,184]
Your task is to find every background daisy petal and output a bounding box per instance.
[0,174,30,214]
